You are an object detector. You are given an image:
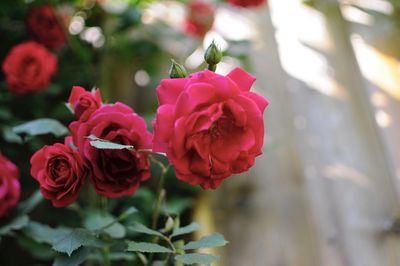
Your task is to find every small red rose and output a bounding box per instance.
[30,142,88,208]
[2,41,57,96]
[27,5,66,50]
[227,0,266,8]
[0,153,20,218]
[68,86,103,122]
[153,68,268,189]
[70,103,152,198]
[185,0,215,38]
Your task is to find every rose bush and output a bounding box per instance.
[70,103,153,198]
[153,68,268,189]
[68,86,103,122]
[0,153,20,218]
[26,5,66,50]
[2,41,57,96]
[30,140,88,207]
[185,0,215,38]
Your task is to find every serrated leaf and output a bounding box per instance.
[53,247,90,266]
[175,253,220,265]
[0,215,29,235]
[88,135,134,150]
[13,119,68,138]
[171,223,200,238]
[126,242,173,253]
[183,233,228,250]
[128,222,164,237]
[84,210,126,239]
[23,222,68,245]
[52,228,103,256]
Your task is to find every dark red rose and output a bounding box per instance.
[185,0,215,38]
[153,68,268,189]
[30,142,88,208]
[2,41,57,96]
[0,153,20,218]
[27,5,66,49]
[69,103,152,198]
[227,0,266,8]
[68,86,103,122]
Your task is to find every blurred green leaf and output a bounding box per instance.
[53,247,90,266]
[128,222,164,237]
[16,235,56,260]
[13,118,68,138]
[2,126,23,144]
[88,135,134,150]
[23,222,68,245]
[0,214,29,236]
[16,190,43,214]
[183,233,228,250]
[174,253,220,266]
[126,242,173,253]
[171,223,200,238]
[84,210,126,239]
[52,228,104,256]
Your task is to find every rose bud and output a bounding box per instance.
[169,59,188,79]
[0,153,20,218]
[204,41,222,71]
[2,41,57,96]
[68,86,103,122]
[30,142,88,208]
[153,67,268,189]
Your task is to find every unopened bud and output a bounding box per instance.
[169,59,188,79]
[204,41,222,66]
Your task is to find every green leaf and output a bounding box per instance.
[53,247,90,266]
[175,253,220,265]
[128,222,164,238]
[2,126,23,144]
[52,228,104,256]
[0,215,29,236]
[84,210,126,239]
[13,119,68,138]
[23,222,68,245]
[88,135,134,150]
[171,223,200,238]
[183,233,228,250]
[118,206,138,221]
[16,235,56,260]
[126,242,173,253]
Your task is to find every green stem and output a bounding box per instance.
[207,64,217,72]
[102,246,111,266]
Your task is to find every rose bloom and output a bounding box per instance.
[30,141,88,207]
[70,103,152,198]
[68,86,103,122]
[2,41,57,96]
[0,153,20,218]
[185,0,215,38]
[227,0,266,8]
[153,68,268,189]
[27,5,66,49]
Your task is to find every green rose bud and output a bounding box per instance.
[169,59,188,79]
[204,41,222,68]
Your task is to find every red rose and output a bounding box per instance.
[68,86,103,122]
[153,68,268,189]
[2,41,57,96]
[30,141,88,207]
[0,153,20,218]
[185,0,215,38]
[227,0,266,8]
[27,5,66,50]
[70,103,152,198]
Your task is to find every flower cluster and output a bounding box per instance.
[2,5,64,96]
[30,87,153,207]
[0,153,20,218]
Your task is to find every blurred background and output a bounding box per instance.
[1,0,400,265]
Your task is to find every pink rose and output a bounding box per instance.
[0,153,20,217]
[153,68,268,189]
[69,103,152,198]
[68,86,103,122]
